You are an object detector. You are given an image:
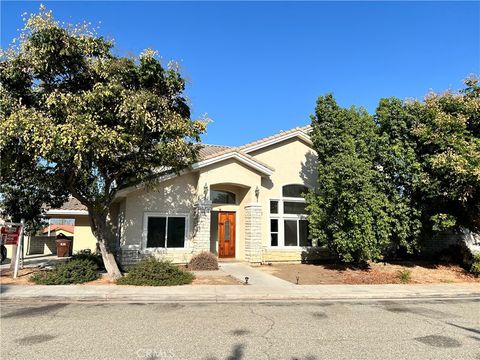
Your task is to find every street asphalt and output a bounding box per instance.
[1,299,479,360]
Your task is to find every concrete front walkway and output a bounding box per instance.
[219,262,294,289]
[1,262,479,302]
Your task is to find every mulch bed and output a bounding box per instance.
[259,261,480,285]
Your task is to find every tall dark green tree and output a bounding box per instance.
[375,98,423,253]
[0,7,206,278]
[306,94,393,263]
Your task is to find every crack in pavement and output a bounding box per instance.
[249,304,276,360]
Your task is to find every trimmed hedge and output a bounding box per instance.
[30,258,99,285]
[117,258,194,286]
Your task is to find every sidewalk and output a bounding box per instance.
[1,283,479,303]
[1,262,479,302]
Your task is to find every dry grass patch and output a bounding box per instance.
[259,261,480,285]
[0,268,39,285]
[192,275,240,285]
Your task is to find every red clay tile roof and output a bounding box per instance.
[199,144,231,159]
[42,224,75,234]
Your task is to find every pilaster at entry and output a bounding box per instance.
[193,199,212,252]
[244,203,262,263]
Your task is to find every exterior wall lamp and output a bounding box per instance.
[203,183,209,200]
[255,186,260,201]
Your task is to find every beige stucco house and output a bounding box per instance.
[114,125,330,266]
[48,125,329,266]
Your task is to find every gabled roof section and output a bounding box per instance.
[115,124,311,198]
[192,150,274,176]
[239,125,312,153]
[42,224,75,234]
[198,125,312,161]
[45,197,88,216]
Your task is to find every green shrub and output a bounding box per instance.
[470,253,480,277]
[71,249,104,270]
[117,258,194,286]
[188,252,218,271]
[30,258,99,285]
[397,269,412,284]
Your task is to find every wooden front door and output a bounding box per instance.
[218,212,235,258]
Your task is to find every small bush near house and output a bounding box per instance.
[397,269,412,284]
[188,252,219,271]
[30,259,99,285]
[470,253,480,277]
[117,258,194,286]
[71,249,104,270]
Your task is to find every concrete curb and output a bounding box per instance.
[1,294,480,304]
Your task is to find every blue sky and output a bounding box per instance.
[1,1,479,146]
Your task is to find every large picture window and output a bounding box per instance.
[269,184,312,247]
[145,214,187,248]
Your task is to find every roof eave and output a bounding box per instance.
[191,151,274,176]
[241,129,312,154]
[45,209,89,216]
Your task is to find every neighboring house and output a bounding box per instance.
[114,125,329,266]
[45,198,97,253]
[26,224,75,255]
[41,224,75,237]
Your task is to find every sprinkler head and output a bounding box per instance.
[244,276,249,285]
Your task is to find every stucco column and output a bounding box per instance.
[244,203,262,263]
[193,199,212,253]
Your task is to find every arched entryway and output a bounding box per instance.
[208,183,249,259]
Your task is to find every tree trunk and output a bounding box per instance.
[89,211,122,280]
[98,240,122,280]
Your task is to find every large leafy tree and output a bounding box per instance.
[0,7,206,278]
[0,147,68,232]
[377,78,480,248]
[412,77,480,234]
[306,94,393,263]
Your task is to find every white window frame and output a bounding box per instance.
[143,212,189,250]
[268,184,310,248]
